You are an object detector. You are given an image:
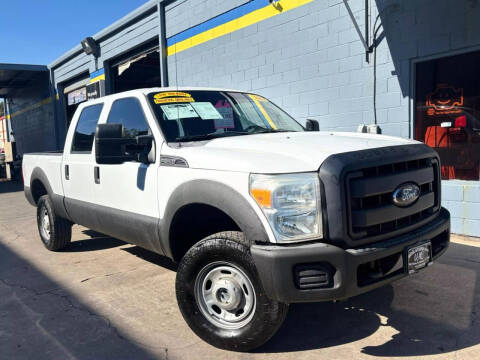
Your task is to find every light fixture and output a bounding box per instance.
[81,37,100,58]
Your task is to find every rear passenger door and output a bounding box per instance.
[92,96,161,252]
[62,102,104,226]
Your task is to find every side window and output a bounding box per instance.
[107,97,149,138]
[71,103,103,153]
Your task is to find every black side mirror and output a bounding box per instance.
[136,135,154,164]
[95,123,134,164]
[306,119,320,131]
[136,135,153,146]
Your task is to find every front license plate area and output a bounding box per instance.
[405,241,432,274]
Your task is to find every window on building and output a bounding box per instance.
[107,97,150,138]
[415,51,480,180]
[71,103,103,153]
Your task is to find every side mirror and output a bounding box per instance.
[136,135,155,164]
[95,123,134,164]
[306,119,320,131]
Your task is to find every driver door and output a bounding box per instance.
[92,96,162,253]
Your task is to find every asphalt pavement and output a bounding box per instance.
[0,180,479,359]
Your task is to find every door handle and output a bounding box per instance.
[65,165,69,180]
[94,166,100,184]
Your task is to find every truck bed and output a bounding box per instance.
[23,152,65,200]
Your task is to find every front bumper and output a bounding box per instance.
[251,207,450,303]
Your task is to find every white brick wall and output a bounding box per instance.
[443,182,480,236]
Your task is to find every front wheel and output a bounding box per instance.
[175,232,288,351]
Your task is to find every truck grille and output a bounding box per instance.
[346,157,440,241]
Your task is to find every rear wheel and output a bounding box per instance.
[37,195,72,251]
[175,231,288,351]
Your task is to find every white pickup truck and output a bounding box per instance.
[23,87,450,351]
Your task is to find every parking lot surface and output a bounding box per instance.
[0,180,479,359]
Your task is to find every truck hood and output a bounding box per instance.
[162,131,418,173]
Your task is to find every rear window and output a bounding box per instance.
[71,103,103,153]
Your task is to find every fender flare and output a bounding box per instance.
[29,167,71,220]
[160,179,270,259]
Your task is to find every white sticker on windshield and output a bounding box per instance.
[160,104,198,120]
[215,106,234,129]
[190,102,223,120]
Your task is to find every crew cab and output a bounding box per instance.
[23,88,450,351]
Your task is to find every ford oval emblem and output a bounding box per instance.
[392,182,420,207]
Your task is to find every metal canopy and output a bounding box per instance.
[0,63,49,97]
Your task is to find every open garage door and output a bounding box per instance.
[0,64,53,169]
[110,40,161,93]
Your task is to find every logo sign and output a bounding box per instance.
[426,84,463,116]
[392,182,420,207]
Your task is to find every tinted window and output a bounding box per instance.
[71,103,103,152]
[107,97,149,138]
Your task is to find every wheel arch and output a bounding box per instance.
[28,167,71,220]
[161,180,269,261]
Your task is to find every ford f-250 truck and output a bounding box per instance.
[23,88,450,351]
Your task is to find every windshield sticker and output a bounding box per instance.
[154,97,195,104]
[160,104,198,120]
[214,100,234,129]
[214,117,234,129]
[248,94,277,130]
[154,91,192,99]
[248,94,267,102]
[190,102,223,120]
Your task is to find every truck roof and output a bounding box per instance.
[140,86,245,94]
[90,87,247,103]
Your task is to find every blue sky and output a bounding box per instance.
[0,0,149,65]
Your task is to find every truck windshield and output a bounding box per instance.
[147,90,304,142]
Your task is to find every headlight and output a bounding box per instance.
[249,173,322,243]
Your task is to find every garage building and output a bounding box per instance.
[1,0,479,236]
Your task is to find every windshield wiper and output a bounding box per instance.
[251,129,292,134]
[175,129,293,142]
[175,131,249,142]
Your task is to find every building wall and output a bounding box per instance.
[165,0,248,37]
[167,0,478,133]
[97,9,158,66]
[51,5,160,147]
[6,79,55,156]
[45,0,480,236]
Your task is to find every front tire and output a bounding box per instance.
[37,195,72,251]
[175,231,288,351]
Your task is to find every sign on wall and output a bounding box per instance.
[86,80,105,100]
[67,87,87,105]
